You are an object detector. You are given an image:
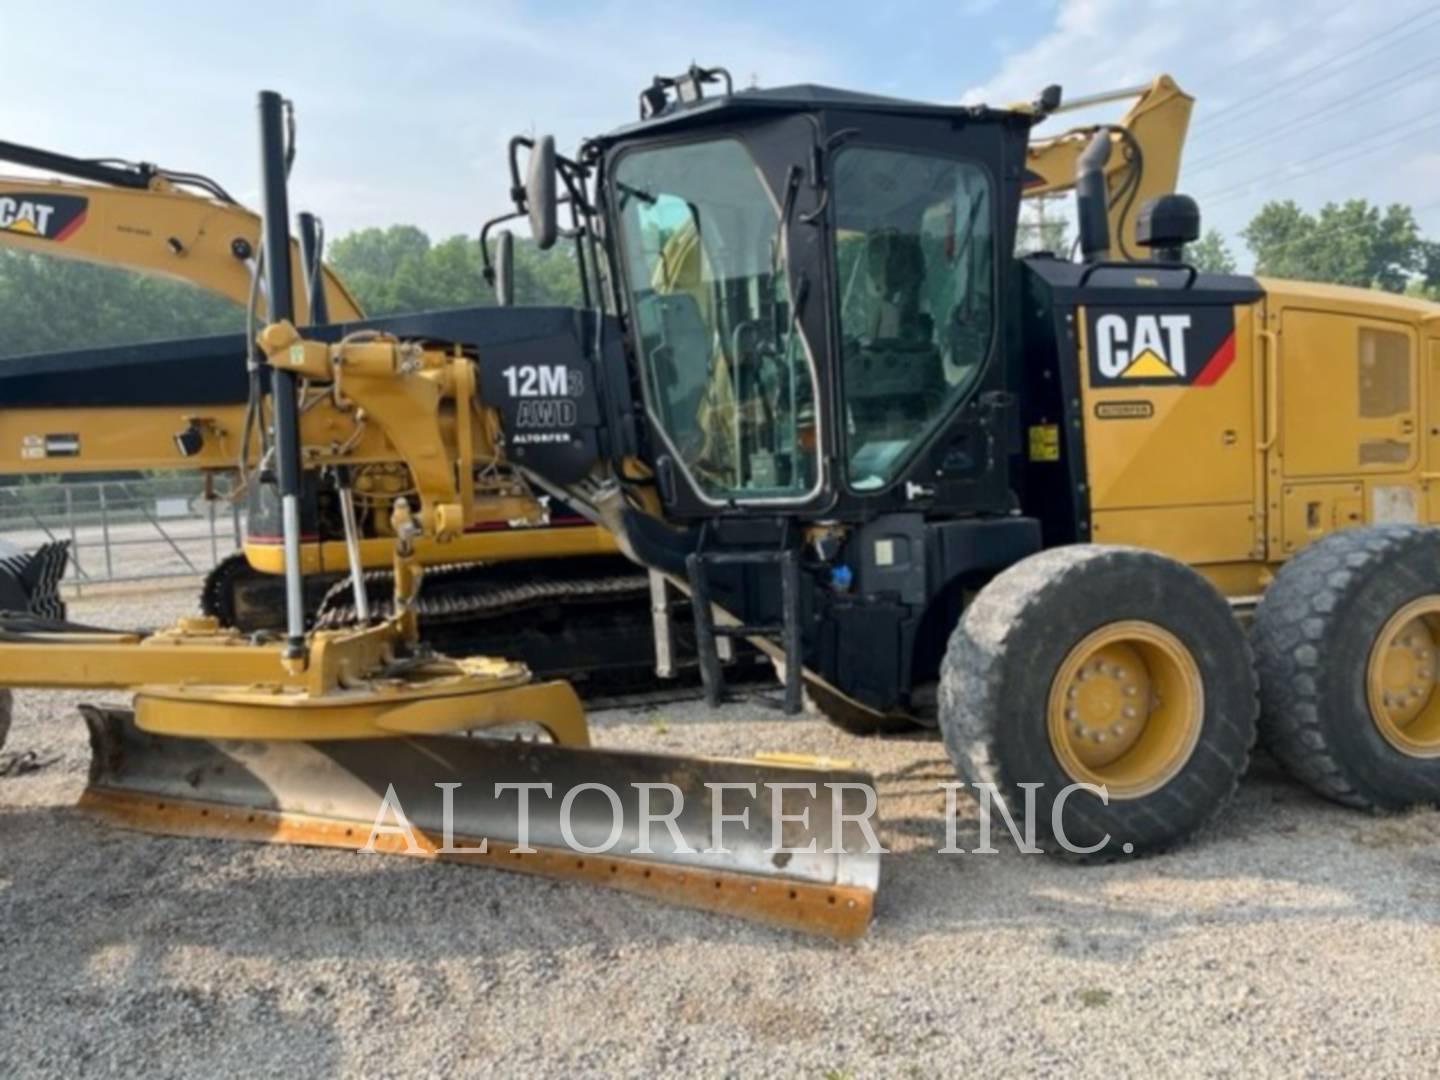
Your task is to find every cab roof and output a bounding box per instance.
[594,82,1031,146]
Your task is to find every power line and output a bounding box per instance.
[1183,0,1353,94]
[1191,4,1440,133]
[1187,53,1440,172]
[1196,109,1440,205]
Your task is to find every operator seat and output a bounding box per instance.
[845,230,947,462]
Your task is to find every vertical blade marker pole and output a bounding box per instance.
[258,90,307,660]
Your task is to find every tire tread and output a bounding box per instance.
[1252,525,1437,810]
[940,545,1257,861]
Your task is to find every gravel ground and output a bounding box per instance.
[2,584,1438,1078]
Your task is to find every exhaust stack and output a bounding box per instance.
[1075,130,1112,264]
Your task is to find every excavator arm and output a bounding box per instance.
[0,139,362,320]
[1018,74,1193,259]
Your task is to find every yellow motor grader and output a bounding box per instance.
[0,76,1194,704]
[4,66,1437,937]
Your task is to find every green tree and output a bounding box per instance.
[1242,199,1436,293]
[1015,194,1070,256]
[0,223,589,361]
[323,225,432,313]
[512,240,586,309]
[1188,229,1237,275]
[327,225,583,315]
[0,251,241,358]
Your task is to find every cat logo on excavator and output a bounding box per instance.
[0,193,87,241]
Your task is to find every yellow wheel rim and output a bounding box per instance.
[1046,621,1204,799]
[1366,597,1440,758]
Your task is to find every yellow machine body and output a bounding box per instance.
[1075,280,1440,597]
[0,612,586,743]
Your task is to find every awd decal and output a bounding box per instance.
[0,193,88,241]
[1087,306,1236,387]
[500,364,586,443]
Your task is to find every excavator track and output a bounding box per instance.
[315,557,650,628]
[201,551,341,634]
[315,556,712,702]
[205,554,765,705]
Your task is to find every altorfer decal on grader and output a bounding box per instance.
[2,66,1438,938]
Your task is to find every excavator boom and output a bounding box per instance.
[0,138,363,321]
[1019,74,1193,258]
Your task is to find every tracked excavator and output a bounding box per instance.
[0,75,1196,708]
[6,65,1436,937]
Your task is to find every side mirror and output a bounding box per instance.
[527,134,558,251]
[494,229,515,306]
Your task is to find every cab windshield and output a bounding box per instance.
[613,138,818,502]
[832,147,995,489]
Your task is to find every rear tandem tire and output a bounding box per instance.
[938,545,1257,860]
[1251,525,1440,810]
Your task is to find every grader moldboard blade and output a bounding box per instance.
[79,707,881,939]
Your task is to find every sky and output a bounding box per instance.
[3,0,1439,267]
